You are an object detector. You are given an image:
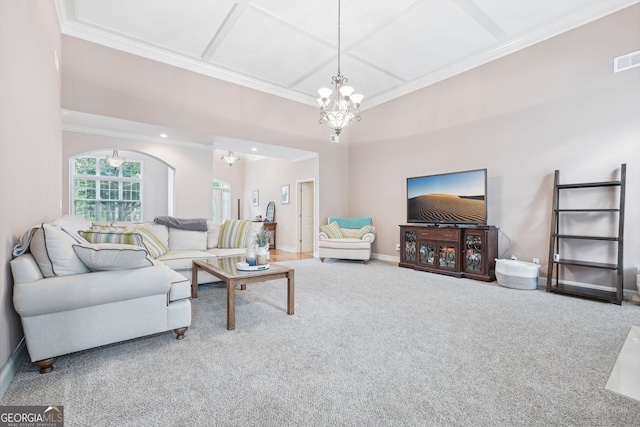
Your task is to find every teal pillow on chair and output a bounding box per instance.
[328,217,372,229]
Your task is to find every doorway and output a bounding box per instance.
[297,180,315,254]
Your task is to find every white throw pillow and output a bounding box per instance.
[207,221,222,249]
[51,215,91,243]
[73,243,153,271]
[29,223,91,278]
[168,228,207,251]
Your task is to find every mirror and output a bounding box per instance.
[265,201,275,223]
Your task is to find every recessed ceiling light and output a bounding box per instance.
[160,133,168,138]
[251,147,257,152]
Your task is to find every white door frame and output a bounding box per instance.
[296,178,317,255]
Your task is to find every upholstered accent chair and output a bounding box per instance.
[318,217,376,264]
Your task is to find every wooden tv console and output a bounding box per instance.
[399,224,498,282]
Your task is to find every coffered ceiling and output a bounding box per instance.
[55,0,637,110]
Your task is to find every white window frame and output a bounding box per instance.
[71,156,144,222]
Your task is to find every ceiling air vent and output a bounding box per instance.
[614,50,640,73]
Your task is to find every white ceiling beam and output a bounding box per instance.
[451,0,508,41]
[201,2,249,61]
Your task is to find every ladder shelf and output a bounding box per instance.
[546,164,626,304]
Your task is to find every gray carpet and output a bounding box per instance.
[2,259,640,426]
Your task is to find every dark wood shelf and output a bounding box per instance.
[553,234,619,241]
[552,259,618,270]
[555,209,620,213]
[547,282,619,304]
[557,181,621,189]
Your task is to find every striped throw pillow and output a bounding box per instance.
[134,227,169,258]
[218,220,252,249]
[320,221,343,239]
[81,231,145,248]
[356,225,375,239]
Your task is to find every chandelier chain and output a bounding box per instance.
[337,0,341,77]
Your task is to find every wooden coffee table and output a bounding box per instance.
[192,256,294,330]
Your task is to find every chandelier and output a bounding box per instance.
[317,0,363,137]
[105,150,126,168]
[221,151,241,166]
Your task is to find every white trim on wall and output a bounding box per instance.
[0,339,26,399]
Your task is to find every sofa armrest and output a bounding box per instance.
[318,231,330,241]
[14,266,171,317]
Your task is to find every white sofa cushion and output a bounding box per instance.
[318,238,371,249]
[207,221,222,249]
[207,247,247,257]
[168,229,207,251]
[167,268,191,301]
[30,224,90,278]
[73,243,153,271]
[156,250,216,270]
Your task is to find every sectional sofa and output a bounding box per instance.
[10,215,262,373]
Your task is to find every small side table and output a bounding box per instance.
[261,222,277,249]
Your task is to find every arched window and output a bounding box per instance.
[212,180,231,222]
[72,156,143,222]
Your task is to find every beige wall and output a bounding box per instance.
[243,156,319,251]
[0,1,61,387]
[350,6,640,289]
[61,36,351,224]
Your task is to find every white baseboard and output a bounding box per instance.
[372,253,400,263]
[373,255,639,302]
[0,338,27,399]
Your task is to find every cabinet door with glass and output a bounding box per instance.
[437,242,459,271]
[401,230,416,264]
[418,241,436,267]
[463,232,484,275]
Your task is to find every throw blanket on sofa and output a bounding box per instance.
[12,225,40,257]
[154,216,208,232]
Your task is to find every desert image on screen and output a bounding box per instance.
[407,170,486,223]
[408,194,485,223]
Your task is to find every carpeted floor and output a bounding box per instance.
[2,259,640,426]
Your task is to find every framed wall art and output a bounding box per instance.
[281,185,290,205]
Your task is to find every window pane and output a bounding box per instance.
[74,179,96,199]
[99,159,120,177]
[122,182,141,201]
[100,180,119,200]
[74,201,96,221]
[75,158,96,176]
[99,201,119,222]
[119,201,141,221]
[122,162,141,179]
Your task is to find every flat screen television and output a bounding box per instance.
[406,168,487,225]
